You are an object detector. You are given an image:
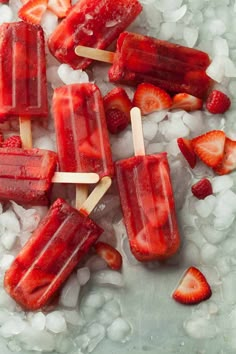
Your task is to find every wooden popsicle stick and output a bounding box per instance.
[19,116,33,149]
[130,107,145,156]
[52,172,99,184]
[75,46,115,64]
[79,176,112,215]
[75,184,89,210]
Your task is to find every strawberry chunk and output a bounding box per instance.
[47,0,71,18]
[191,130,226,168]
[2,136,22,148]
[172,267,212,305]
[18,0,48,25]
[105,109,129,134]
[206,90,231,114]
[214,137,236,175]
[94,242,122,270]
[103,87,133,118]
[133,83,172,115]
[191,178,213,199]
[171,93,203,112]
[177,137,196,168]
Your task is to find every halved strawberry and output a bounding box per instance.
[105,109,129,134]
[191,130,226,168]
[47,0,71,18]
[133,83,172,115]
[171,93,203,112]
[177,137,196,168]
[103,87,133,119]
[172,266,212,305]
[191,178,213,199]
[94,242,122,270]
[18,0,48,25]
[214,137,236,175]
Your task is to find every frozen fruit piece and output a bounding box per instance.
[177,137,196,168]
[172,266,212,305]
[94,242,122,270]
[2,136,22,148]
[191,178,213,199]
[171,93,203,112]
[214,137,236,175]
[133,83,172,115]
[206,90,231,114]
[105,109,129,134]
[48,0,142,70]
[47,0,71,18]
[108,32,212,98]
[116,153,180,262]
[4,198,103,310]
[192,130,226,168]
[18,0,48,25]
[104,87,133,119]
[52,83,114,178]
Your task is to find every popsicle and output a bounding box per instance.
[48,0,142,70]
[52,83,114,207]
[0,21,48,148]
[115,108,180,261]
[4,177,112,311]
[75,32,212,98]
[0,147,57,205]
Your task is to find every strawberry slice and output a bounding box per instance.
[172,267,212,305]
[103,87,133,119]
[171,93,203,112]
[18,0,48,25]
[214,137,236,175]
[177,137,196,168]
[94,242,122,270]
[191,130,226,168]
[133,83,172,115]
[47,0,71,18]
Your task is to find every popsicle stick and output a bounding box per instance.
[19,116,33,149]
[52,172,99,184]
[75,185,89,210]
[79,176,112,215]
[75,46,115,64]
[130,107,145,156]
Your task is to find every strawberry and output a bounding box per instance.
[0,132,4,146]
[47,0,71,18]
[94,242,122,270]
[103,87,133,118]
[177,137,196,168]
[133,83,172,115]
[214,137,236,175]
[172,267,212,305]
[105,109,129,134]
[2,136,22,148]
[191,130,226,168]
[18,0,48,25]
[191,178,213,199]
[171,93,203,112]
[206,90,231,114]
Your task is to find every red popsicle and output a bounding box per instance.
[75,32,213,98]
[115,108,180,261]
[48,0,142,70]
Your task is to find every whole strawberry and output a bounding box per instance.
[2,136,22,148]
[105,109,129,134]
[191,178,213,199]
[206,90,231,114]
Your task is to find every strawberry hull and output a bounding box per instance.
[53,83,114,178]
[109,32,213,98]
[0,147,57,205]
[115,153,180,261]
[48,0,142,70]
[0,22,48,119]
[4,198,103,311]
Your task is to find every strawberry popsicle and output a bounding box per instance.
[52,83,114,179]
[0,21,48,120]
[115,108,180,261]
[4,177,111,311]
[48,0,142,70]
[75,32,212,98]
[0,147,57,205]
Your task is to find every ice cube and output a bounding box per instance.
[107,317,131,342]
[46,311,67,333]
